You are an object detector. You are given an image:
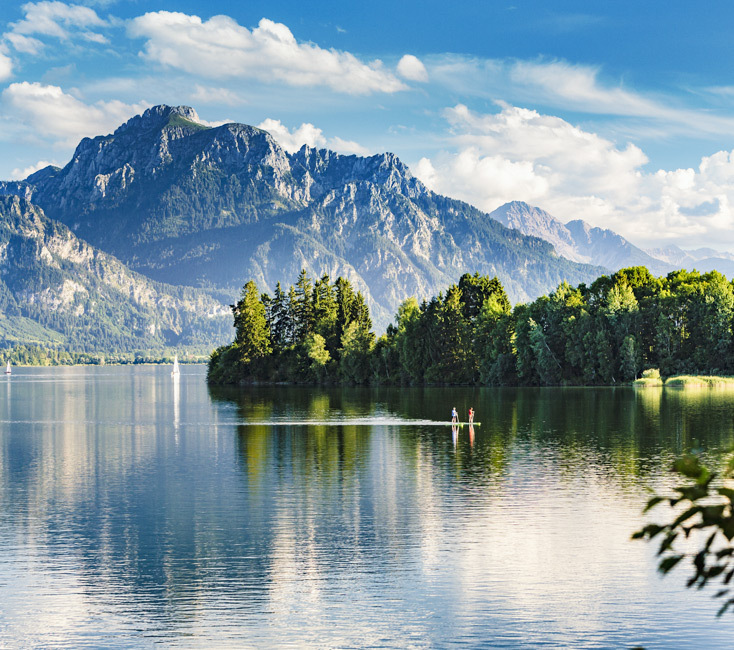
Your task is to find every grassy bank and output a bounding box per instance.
[633,377,664,387]
[664,375,734,387]
[633,373,734,387]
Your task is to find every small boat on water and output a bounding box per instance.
[171,355,180,377]
[4,361,10,375]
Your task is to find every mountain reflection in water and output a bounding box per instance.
[0,366,733,647]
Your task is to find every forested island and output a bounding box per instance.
[207,266,734,386]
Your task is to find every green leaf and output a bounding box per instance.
[718,598,734,617]
[673,455,709,482]
[701,505,726,525]
[644,495,665,513]
[671,506,702,528]
[658,532,678,555]
[675,484,709,502]
[721,518,734,542]
[707,565,726,579]
[659,554,684,574]
[632,523,663,540]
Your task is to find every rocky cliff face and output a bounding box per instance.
[0,194,231,350]
[2,105,606,330]
[490,201,671,275]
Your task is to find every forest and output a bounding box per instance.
[207,266,734,386]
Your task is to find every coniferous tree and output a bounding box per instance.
[335,276,356,348]
[294,269,314,342]
[232,280,272,362]
[270,282,291,350]
[313,274,338,354]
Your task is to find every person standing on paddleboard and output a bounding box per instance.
[468,407,474,424]
[451,407,458,423]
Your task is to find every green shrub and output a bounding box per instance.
[641,368,661,379]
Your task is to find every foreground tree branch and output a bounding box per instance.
[633,454,734,616]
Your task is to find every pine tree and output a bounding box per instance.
[294,269,314,342]
[313,274,338,353]
[232,280,272,362]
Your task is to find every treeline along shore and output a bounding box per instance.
[207,266,734,386]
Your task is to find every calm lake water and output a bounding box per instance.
[1,366,734,648]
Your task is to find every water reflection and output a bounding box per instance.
[1,371,734,647]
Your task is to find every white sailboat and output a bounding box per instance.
[4,361,10,375]
[171,355,180,377]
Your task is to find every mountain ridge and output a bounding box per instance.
[0,194,231,352]
[489,200,672,275]
[0,105,608,331]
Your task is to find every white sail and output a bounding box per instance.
[171,355,180,376]
[4,361,10,375]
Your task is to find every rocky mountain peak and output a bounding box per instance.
[114,105,204,136]
[489,201,581,261]
[565,219,594,241]
[493,201,558,229]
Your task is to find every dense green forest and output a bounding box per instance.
[207,266,734,386]
[0,345,209,366]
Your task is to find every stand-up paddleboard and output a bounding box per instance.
[445,422,480,426]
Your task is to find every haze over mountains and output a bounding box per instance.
[1,104,732,350]
[490,200,734,278]
[0,195,230,351]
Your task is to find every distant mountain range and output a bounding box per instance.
[1,104,732,351]
[644,244,734,277]
[489,200,734,278]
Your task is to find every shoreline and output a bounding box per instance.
[633,375,734,388]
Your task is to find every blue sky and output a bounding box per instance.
[3,1,734,250]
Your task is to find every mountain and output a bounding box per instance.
[0,194,231,352]
[487,201,583,262]
[645,244,734,276]
[489,201,672,275]
[0,105,606,329]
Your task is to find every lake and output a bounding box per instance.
[1,366,733,648]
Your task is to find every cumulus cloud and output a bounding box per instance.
[10,159,57,180]
[397,54,428,82]
[414,103,734,248]
[258,118,369,156]
[4,1,109,54]
[0,49,12,80]
[1,82,147,145]
[127,12,407,95]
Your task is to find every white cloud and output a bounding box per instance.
[4,1,109,53]
[428,56,734,137]
[10,159,57,180]
[127,12,407,95]
[328,136,370,156]
[4,33,45,55]
[0,49,12,80]
[258,118,369,156]
[258,118,326,152]
[414,103,734,249]
[1,82,147,146]
[189,84,242,106]
[397,55,428,82]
